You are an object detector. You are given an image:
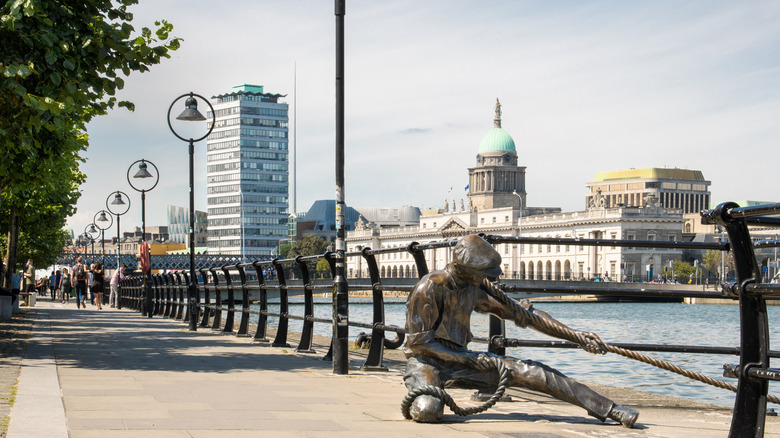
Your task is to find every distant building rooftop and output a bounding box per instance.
[592,168,706,182]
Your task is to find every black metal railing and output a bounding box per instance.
[116,201,780,438]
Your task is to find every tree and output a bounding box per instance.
[1,1,181,194]
[286,235,332,278]
[703,250,719,274]
[277,243,292,260]
[671,261,695,283]
[316,258,332,279]
[0,1,180,285]
[288,235,332,259]
[702,249,735,281]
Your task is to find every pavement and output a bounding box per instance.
[2,300,780,437]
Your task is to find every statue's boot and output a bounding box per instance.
[608,404,639,428]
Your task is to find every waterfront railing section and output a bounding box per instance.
[117,201,780,437]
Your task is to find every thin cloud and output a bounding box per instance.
[400,128,432,135]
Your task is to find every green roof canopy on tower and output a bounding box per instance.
[478,98,516,152]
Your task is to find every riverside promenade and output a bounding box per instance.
[4,301,780,437]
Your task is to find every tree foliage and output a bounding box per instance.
[0,1,180,280]
[277,243,292,259]
[316,258,331,279]
[1,0,181,190]
[703,249,734,277]
[287,235,332,259]
[284,235,332,279]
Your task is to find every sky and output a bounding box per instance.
[67,0,780,238]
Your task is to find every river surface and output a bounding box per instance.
[250,298,779,408]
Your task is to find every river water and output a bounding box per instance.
[252,298,779,409]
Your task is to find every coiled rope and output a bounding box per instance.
[401,355,510,419]
[480,278,780,405]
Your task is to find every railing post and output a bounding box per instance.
[163,273,172,318]
[152,274,161,316]
[271,260,291,348]
[482,236,507,357]
[167,273,177,320]
[199,269,211,328]
[706,202,769,438]
[174,272,184,320]
[295,256,316,353]
[251,261,270,342]
[360,247,388,371]
[323,251,336,361]
[236,264,250,337]
[210,268,222,331]
[221,266,235,334]
[181,271,191,324]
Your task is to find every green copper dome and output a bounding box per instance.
[478,127,516,152]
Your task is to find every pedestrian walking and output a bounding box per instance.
[72,257,88,309]
[109,264,126,308]
[22,259,35,295]
[53,270,62,301]
[60,268,71,304]
[10,271,20,308]
[48,271,56,298]
[87,266,94,306]
[90,262,105,310]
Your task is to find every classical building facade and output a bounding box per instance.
[206,84,289,257]
[346,100,687,281]
[585,168,711,214]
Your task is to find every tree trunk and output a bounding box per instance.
[3,205,19,290]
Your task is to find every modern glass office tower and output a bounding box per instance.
[206,84,289,258]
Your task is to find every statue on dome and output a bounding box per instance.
[493,98,502,128]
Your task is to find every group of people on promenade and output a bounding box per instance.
[0,257,126,310]
[58,257,126,309]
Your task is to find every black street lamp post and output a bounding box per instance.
[94,210,113,270]
[85,223,100,263]
[128,159,160,318]
[168,92,215,331]
[106,191,130,309]
[331,0,349,375]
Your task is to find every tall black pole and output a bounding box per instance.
[116,214,121,309]
[188,140,197,331]
[142,190,153,318]
[332,0,348,375]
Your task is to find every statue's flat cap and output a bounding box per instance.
[453,235,502,276]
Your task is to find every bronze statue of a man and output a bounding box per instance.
[403,234,638,427]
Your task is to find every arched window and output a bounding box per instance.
[381,266,386,278]
[392,266,398,277]
[527,262,534,280]
[536,261,543,280]
[554,260,562,280]
[405,266,411,278]
[545,261,553,280]
[564,260,571,280]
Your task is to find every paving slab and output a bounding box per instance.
[4,301,780,437]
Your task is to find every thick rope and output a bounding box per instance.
[401,355,510,419]
[481,278,780,405]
